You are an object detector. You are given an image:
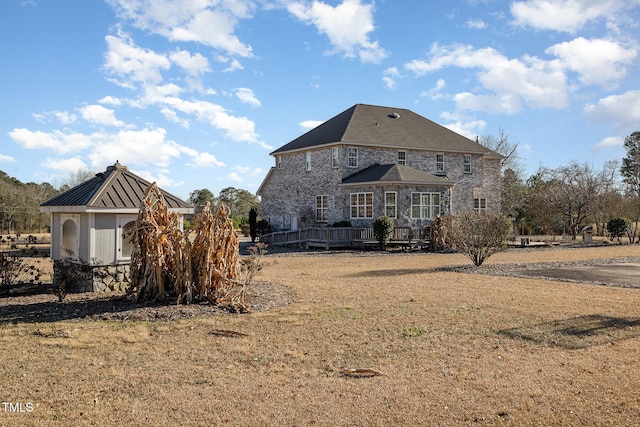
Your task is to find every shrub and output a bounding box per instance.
[607,217,631,243]
[448,212,512,266]
[373,215,394,249]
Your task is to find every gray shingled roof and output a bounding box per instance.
[341,164,453,187]
[271,103,502,158]
[40,162,193,212]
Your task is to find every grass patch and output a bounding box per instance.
[1,245,640,425]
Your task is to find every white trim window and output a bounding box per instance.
[332,148,339,168]
[348,147,358,168]
[350,192,373,219]
[474,198,487,213]
[316,195,329,222]
[276,156,282,169]
[411,192,441,219]
[463,155,472,173]
[305,152,311,171]
[397,151,406,165]
[436,153,445,174]
[385,192,397,218]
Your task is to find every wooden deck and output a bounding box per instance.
[259,226,430,251]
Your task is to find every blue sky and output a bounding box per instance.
[1,0,639,200]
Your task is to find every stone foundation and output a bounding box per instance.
[53,260,131,293]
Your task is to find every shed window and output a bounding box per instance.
[61,215,79,258]
[117,215,137,261]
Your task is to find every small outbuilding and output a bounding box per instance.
[40,161,193,291]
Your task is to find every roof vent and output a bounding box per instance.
[388,112,400,119]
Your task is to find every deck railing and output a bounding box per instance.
[259,226,429,250]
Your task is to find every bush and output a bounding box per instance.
[607,217,630,243]
[373,216,394,249]
[448,212,512,266]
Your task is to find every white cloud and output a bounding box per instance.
[87,128,182,169]
[420,78,446,100]
[9,129,93,154]
[405,43,568,113]
[222,58,244,72]
[33,111,77,124]
[592,136,624,151]
[466,19,486,29]
[234,87,261,107]
[41,157,89,174]
[98,96,123,106]
[103,30,171,88]
[80,104,125,127]
[226,172,242,182]
[546,37,637,86]
[160,107,190,128]
[288,0,387,63]
[233,165,263,177]
[299,120,324,131]
[510,0,639,33]
[132,168,184,189]
[454,92,522,115]
[0,153,15,163]
[169,49,211,76]
[584,89,640,130]
[107,0,254,58]
[187,152,225,168]
[382,67,402,89]
[442,113,487,141]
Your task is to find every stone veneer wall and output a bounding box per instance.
[53,260,131,293]
[261,145,502,230]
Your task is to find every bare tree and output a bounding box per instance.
[59,169,95,192]
[534,162,605,239]
[479,128,523,175]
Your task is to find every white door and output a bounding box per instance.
[290,214,298,231]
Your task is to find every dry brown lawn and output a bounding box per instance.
[1,245,640,426]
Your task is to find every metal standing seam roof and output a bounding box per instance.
[271,103,503,158]
[40,162,193,212]
[341,163,454,187]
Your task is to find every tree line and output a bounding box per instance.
[2,130,638,238]
[490,130,640,240]
[0,168,260,234]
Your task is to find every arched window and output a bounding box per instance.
[60,215,79,258]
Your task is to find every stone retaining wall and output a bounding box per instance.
[53,260,131,293]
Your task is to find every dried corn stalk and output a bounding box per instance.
[125,183,244,310]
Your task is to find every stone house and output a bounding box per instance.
[40,161,193,291]
[258,104,503,230]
